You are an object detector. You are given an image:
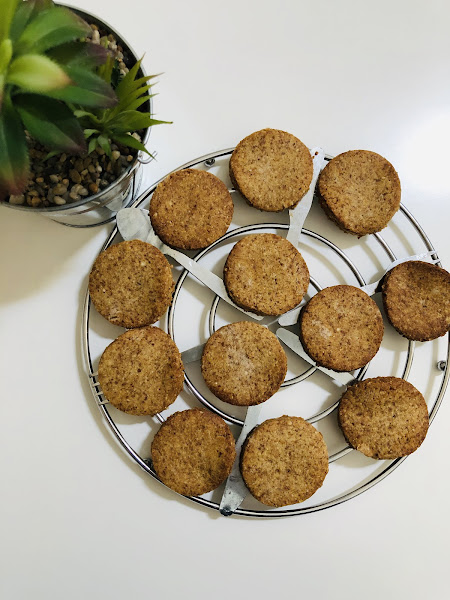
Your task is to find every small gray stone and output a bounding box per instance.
[9,194,25,205]
[53,184,67,195]
[69,169,82,184]
[49,174,60,183]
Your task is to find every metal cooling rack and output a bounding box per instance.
[82,148,450,518]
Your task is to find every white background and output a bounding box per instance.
[1,1,450,598]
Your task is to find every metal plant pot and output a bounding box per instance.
[1,5,152,228]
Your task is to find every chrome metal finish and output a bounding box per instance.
[220,405,262,516]
[286,148,325,247]
[360,250,442,296]
[276,328,356,387]
[83,146,449,518]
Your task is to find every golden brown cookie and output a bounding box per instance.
[229,128,313,212]
[201,321,287,406]
[299,285,384,372]
[149,168,233,250]
[89,239,174,329]
[224,233,310,315]
[98,326,184,416]
[382,260,450,341]
[151,409,236,496]
[318,150,401,236]
[338,377,429,459]
[241,416,329,507]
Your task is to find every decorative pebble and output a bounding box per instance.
[53,196,66,205]
[9,194,25,205]
[53,183,67,195]
[69,169,82,183]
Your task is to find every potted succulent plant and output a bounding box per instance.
[0,0,168,226]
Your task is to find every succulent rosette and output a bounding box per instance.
[0,0,168,200]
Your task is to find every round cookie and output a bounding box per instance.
[98,326,184,416]
[318,150,401,236]
[224,233,310,316]
[201,321,287,406]
[241,416,329,507]
[149,168,233,250]
[229,128,313,212]
[151,409,236,496]
[338,377,429,459]
[382,260,450,341]
[89,239,174,329]
[299,285,384,372]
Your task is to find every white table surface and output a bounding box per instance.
[1,1,450,598]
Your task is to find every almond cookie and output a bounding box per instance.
[149,168,233,250]
[151,409,236,496]
[382,260,450,341]
[224,233,310,315]
[299,285,384,372]
[89,239,174,329]
[318,150,401,236]
[201,321,287,406]
[229,128,313,212]
[241,416,329,507]
[98,326,184,416]
[338,377,429,459]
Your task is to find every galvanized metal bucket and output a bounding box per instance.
[1,5,152,228]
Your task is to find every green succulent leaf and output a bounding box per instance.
[123,94,155,113]
[15,93,86,154]
[114,56,142,98]
[44,150,59,160]
[15,6,91,55]
[0,0,20,45]
[117,74,157,100]
[97,54,115,85]
[46,41,108,69]
[47,65,117,108]
[108,84,153,118]
[97,134,111,157]
[9,1,36,43]
[108,110,170,133]
[87,136,98,155]
[73,109,99,120]
[6,54,71,92]
[0,39,13,73]
[113,133,151,156]
[83,128,99,139]
[0,91,30,196]
[0,74,4,111]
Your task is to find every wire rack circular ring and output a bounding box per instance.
[83,147,450,518]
